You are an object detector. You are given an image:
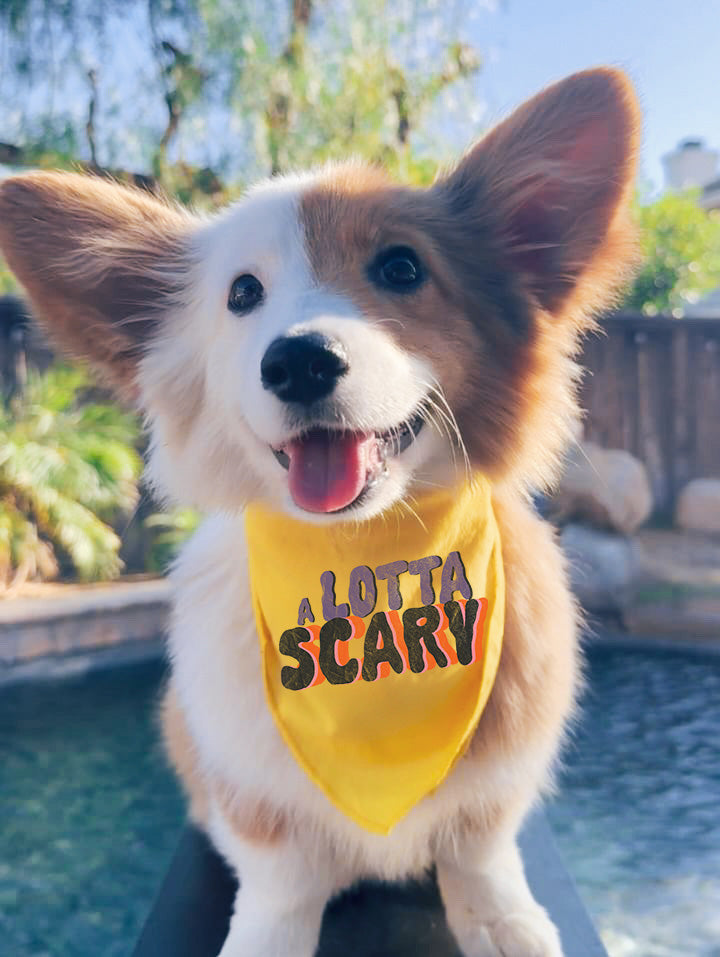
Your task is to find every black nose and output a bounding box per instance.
[261,333,349,405]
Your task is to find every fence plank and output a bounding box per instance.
[579,315,720,513]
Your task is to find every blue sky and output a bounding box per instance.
[472,0,720,193]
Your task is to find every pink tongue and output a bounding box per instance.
[285,430,379,513]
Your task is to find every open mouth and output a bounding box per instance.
[272,412,425,514]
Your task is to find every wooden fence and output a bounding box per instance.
[580,313,720,514]
[2,297,719,515]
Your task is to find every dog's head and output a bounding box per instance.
[0,68,639,521]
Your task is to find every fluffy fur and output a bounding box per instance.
[0,67,640,957]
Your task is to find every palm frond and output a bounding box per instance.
[0,362,143,587]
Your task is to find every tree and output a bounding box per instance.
[0,0,485,202]
[624,191,720,316]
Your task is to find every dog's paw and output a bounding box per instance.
[487,908,564,957]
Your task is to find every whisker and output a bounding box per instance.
[426,379,472,481]
[411,477,446,490]
[423,397,456,460]
[420,390,463,476]
[398,495,428,535]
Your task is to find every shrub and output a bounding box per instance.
[144,507,200,573]
[625,191,720,316]
[0,363,142,590]
[0,257,19,295]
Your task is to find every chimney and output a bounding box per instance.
[663,139,719,191]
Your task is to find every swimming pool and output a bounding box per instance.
[0,664,183,957]
[546,642,720,957]
[1,643,718,956]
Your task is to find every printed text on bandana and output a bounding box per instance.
[279,550,488,690]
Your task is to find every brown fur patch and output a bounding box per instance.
[299,69,640,492]
[469,488,580,761]
[162,685,289,844]
[216,788,289,845]
[0,171,191,400]
[161,685,209,825]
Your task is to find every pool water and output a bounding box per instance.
[546,643,720,957]
[0,664,184,957]
[1,644,718,957]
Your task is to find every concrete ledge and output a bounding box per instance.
[0,579,170,685]
[624,597,720,640]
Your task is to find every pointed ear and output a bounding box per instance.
[435,68,641,314]
[0,172,192,400]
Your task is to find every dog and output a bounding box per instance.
[0,67,639,957]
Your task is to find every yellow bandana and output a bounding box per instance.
[244,476,505,835]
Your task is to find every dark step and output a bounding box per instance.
[133,811,607,956]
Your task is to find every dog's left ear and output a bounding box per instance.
[435,68,640,314]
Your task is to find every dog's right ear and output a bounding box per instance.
[434,68,640,318]
[0,172,191,401]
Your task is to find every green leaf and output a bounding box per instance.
[625,191,720,315]
[0,362,142,586]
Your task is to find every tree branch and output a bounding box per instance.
[86,68,99,168]
[265,0,314,175]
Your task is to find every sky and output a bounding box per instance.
[470,0,720,193]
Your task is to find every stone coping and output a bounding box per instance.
[625,597,720,640]
[0,578,172,624]
[0,578,171,685]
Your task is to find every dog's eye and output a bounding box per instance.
[228,274,264,314]
[371,247,424,292]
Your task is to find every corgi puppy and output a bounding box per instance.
[0,68,639,957]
